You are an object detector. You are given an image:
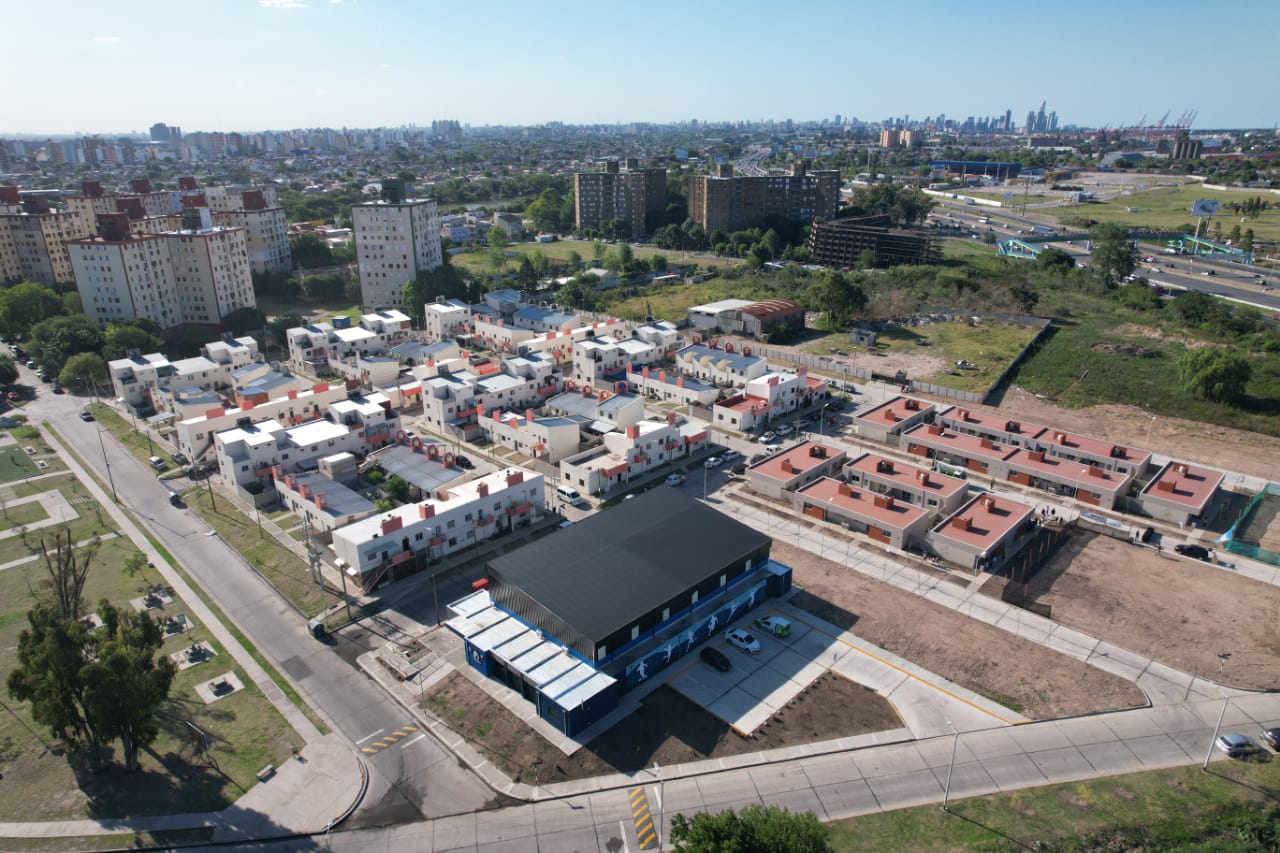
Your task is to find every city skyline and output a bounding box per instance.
[6,0,1279,135]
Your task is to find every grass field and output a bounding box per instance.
[827,760,1280,852]
[0,522,303,820]
[450,238,737,279]
[0,445,40,482]
[0,474,112,566]
[1067,183,1280,244]
[885,319,1042,392]
[605,277,772,322]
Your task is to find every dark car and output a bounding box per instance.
[699,646,731,672]
[1261,727,1280,751]
[169,493,185,508]
[1174,544,1211,560]
[171,452,189,466]
[79,410,94,421]
[1139,526,1155,544]
[456,455,474,470]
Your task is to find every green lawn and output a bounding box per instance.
[0,446,39,482]
[0,500,49,531]
[0,475,112,565]
[827,760,1280,852]
[1064,183,1280,245]
[891,320,1043,393]
[0,532,304,821]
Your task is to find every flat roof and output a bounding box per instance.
[902,424,1019,465]
[847,453,967,499]
[1006,449,1127,494]
[487,488,769,645]
[377,443,464,494]
[689,298,755,314]
[1042,428,1151,468]
[939,406,1048,442]
[1140,461,1223,511]
[855,396,935,429]
[931,494,1034,554]
[749,440,844,482]
[283,472,374,518]
[798,477,927,531]
[677,343,763,373]
[287,419,349,446]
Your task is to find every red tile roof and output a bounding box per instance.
[798,477,927,531]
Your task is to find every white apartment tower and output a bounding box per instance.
[67,213,181,329]
[211,190,290,277]
[352,179,441,310]
[165,205,256,325]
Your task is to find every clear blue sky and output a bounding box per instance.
[8,0,1278,135]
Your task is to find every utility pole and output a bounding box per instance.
[300,511,322,585]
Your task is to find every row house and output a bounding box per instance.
[795,478,932,551]
[627,366,719,408]
[544,388,645,432]
[422,298,472,343]
[173,381,350,463]
[573,336,659,386]
[331,468,545,581]
[927,494,1038,574]
[285,310,413,375]
[843,453,970,518]
[854,396,937,444]
[276,465,377,534]
[674,341,767,387]
[1139,461,1225,527]
[745,441,847,500]
[632,320,681,352]
[474,406,585,463]
[559,413,708,497]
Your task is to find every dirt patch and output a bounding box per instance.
[768,540,1146,718]
[995,392,1280,482]
[1109,323,1217,350]
[982,531,1280,691]
[1090,342,1155,358]
[421,669,901,786]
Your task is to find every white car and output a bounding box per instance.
[775,425,794,437]
[704,456,723,469]
[665,473,686,486]
[725,628,761,654]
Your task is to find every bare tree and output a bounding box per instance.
[40,529,99,622]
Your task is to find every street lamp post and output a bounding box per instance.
[1145,415,1157,450]
[817,401,831,437]
[95,428,118,503]
[942,716,959,812]
[652,761,665,849]
[1203,653,1233,771]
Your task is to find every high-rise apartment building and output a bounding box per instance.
[351,180,442,310]
[0,196,92,285]
[0,186,22,283]
[687,163,840,235]
[573,159,667,238]
[165,206,256,326]
[67,213,180,329]
[879,128,901,148]
[210,191,290,276]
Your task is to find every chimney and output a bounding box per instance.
[982,496,996,510]
[1029,451,1044,463]
[418,504,435,519]
[1088,465,1104,479]
[1174,463,1189,475]
[957,408,969,420]
[506,470,524,487]
[507,414,519,428]
[838,482,853,497]
[677,376,685,388]
[916,470,930,485]
[781,459,794,473]
[380,515,403,535]
[626,424,640,440]
[525,408,534,424]
[666,411,676,426]
[477,482,489,498]
[885,408,898,422]
[952,516,971,531]
[1055,432,1067,444]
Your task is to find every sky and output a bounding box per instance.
[6,0,1278,135]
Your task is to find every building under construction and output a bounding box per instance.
[807,215,940,269]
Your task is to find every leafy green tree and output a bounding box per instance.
[807,271,866,330]
[289,233,335,270]
[1089,222,1136,286]
[526,189,566,232]
[0,354,17,385]
[669,805,831,853]
[649,253,668,273]
[300,274,347,300]
[385,475,410,503]
[58,353,108,392]
[62,291,83,314]
[1177,348,1252,404]
[517,255,537,287]
[268,314,305,346]
[1036,247,1075,274]
[0,282,66,339]
[7,605,98,749]
[81,602,176,772]
[857,248,878,269]
[102,324,165,361]
[487,225,509,251]
[221,307,268,336]
[1240,229,1254,252]
[567,250,582,270]
[29,314,104,376]
[591,241,605,262]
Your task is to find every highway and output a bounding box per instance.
[17,371,495,826]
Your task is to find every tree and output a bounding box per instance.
[40,528,99,622]
[29,314,104,376]
[81,602,176,772]
[1241,228,1255,252]
[807,271,866,330]
[102,323,165,361]
[0,282,66,340]
[669,805,831,853]
[384,475,410,503]
[517,255,537,287]
[857,248,879,269]
[268,313,305,346]
[487,225,509,251]
[59,352,108,391]
[1089,222,1136,286]
[649,253,668,273]
[567,250,582,270]
[1177,348,1252,404]
[0,354,17,386]
[123,549,152,591]
[289,233,334,270]
[7,605,98,749]
[1036,247,1076,274]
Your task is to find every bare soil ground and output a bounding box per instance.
[768,540,1146,718]
[980,531,1280,691]
[421,670,901,787]
[994,391,1279,483]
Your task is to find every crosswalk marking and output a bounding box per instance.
[630,786,657,849]
[359,723,420,755]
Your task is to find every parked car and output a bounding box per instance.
[749,453,767,464]
[724,627,761,654]
[761,431,777,442]
[753,615,792,638]
[79,410,94,421]
[703,456,723,469]
[775,424,794,437]
[170,452,189,466]
[699,645,731,672]
[169,493,185,508]
[1260,727,1280,751]
[1174,544,1211,560]
[456,455,474,470]
[721,449,742,462]
[665,473,686,486]
[149,456,168,472]
[1214,733,1256,758]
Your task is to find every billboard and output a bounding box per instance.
[1191,200,1220,217]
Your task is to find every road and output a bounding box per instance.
[15,369,494,826]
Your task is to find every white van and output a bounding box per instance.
[556,485,585,507]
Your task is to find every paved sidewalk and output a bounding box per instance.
[0,734,365,841]
[40,424,321,742]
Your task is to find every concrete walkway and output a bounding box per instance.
[0,531,121,572]
[714,490,1240,707]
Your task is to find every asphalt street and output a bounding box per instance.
[16,369,494,825]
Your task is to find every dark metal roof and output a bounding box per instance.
[487,489,769,645]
